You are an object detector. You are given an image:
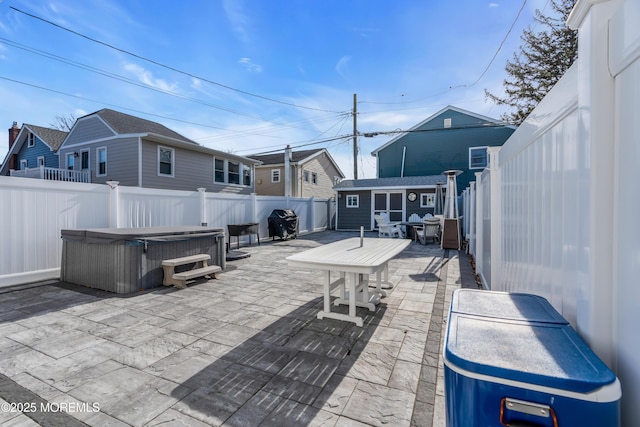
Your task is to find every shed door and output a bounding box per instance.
[373,191,404,227]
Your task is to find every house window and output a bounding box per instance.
[214,158,225,183]
[312,172,318,185]
[97,147,107,176]
[20,159,27,169]
[228,161,240,184]
[303,170,310,183]
[346,194,359,208]
[158,146,174,176]
[271,169,281,183]
[66,153,75,170]
[420,193,435,208]
[28,133,35,147]
[37,156,45,167]
[81,151,89,170]
[469,146,488,169]
[242,164,251,186]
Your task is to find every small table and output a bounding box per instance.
[400,222,422,240]
[286,237,410,326]
[227,223,260,249]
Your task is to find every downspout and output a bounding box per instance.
[138,137,143,187]
[400,146,406,177]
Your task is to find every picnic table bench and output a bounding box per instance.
[162,254,221,289]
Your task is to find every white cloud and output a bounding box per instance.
[489,3,499,8]
[223,0,251,43]
[238,57,263,73]
[336,56,351,79]
[123,63,178,92]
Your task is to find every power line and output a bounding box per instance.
[249,134,353,156]
[359,0,528,105]
[11,6,343,114]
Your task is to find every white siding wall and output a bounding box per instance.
[465,1,640,423]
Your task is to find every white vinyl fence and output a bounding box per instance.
[0,177,334,287]
[463,1,640,423]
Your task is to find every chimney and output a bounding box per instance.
[8,122,20,149]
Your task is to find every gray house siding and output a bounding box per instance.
[376,109,514,193]
[58,137,139,186]
[141,140,254,194]
[64,116,115,145]
[337,190,371,230]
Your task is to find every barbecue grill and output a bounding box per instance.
[268,209,298,240]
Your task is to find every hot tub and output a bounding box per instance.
[60,226,225,293]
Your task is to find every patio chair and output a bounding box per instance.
[415,217,441,244]
[374,214,404,238]
[407,213,422,223]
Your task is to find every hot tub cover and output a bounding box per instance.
[61,226,224,244]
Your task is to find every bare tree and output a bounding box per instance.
[50,114,77,131]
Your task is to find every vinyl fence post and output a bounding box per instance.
[106,181,120,228]
[197,188,207,226]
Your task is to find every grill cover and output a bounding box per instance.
[268,209,298,239]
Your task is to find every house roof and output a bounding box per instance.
[250,148,345,178]
[82,109,196,144]
[24,124,68,151]
[334,175,446,191]
[370,105,515,156]
[250,148,324,165]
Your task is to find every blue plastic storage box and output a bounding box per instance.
[444,289,620,427]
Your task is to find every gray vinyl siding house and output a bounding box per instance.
[57,109,259,193]
[334,176,446,231]
[371,105,515,193]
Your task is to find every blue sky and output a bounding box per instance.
[0,0,552,179]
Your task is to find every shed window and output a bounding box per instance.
[420,193,435,208]
[469,146,488,169]
[346,194,359,208]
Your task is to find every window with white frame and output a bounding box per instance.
[420,193,435,208]
[214,158,225,183]
[158,146,174,176]
[228,161,240,185]
[271,169,281,183]
[214,157,252,186]
[312,172,318,185]
[37,156,45,167]
[97,147,107,176]
[20,159,27,169]
[242,164,251,186]
[346,194,359,208]
[28,133,35,147]
[303,170,310,183]
[66,153,75,170]
[469,146,488,169]
[81,151,89,170]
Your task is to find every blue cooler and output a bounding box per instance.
[444,289,621,427]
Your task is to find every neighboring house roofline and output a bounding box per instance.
[370,105,516,156]
[333,175,446,191]
[0,124,67,175]
[251,148,345,178]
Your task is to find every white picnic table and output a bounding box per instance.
[286,237,410,326]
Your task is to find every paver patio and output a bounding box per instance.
[0,231,477,427]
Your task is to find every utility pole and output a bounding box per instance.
[352,93,358,180]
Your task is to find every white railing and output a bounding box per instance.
[0,177,333,288]
[463,1,639,423]
[10,166,91,183]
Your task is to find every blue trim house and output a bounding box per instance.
[1,122,67,176]
[371,105,515,193]
[334,176,446,231]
